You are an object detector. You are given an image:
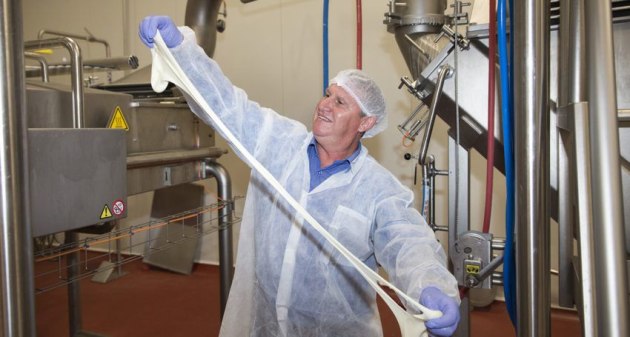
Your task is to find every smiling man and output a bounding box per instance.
[312,76,378,167]
[139,16,461,337]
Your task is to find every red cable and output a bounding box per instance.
[465,4,496,300]
[482,0,497,234]
[356,0,362,69]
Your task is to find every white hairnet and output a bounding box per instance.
[330,69,387,138]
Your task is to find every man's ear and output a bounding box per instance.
[358,115,377,133]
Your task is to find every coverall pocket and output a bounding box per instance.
[328,205,372,266]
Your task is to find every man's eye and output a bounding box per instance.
[336,99,343,105]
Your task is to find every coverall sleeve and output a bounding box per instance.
[372,186,461,308]
[168,27,308,165]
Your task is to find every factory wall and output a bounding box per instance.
[21,0,563,306]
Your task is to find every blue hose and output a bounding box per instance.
[498,0,517,328]
[509,0,514,108]
[322,0,330,95]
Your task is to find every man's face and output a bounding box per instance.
[312,85,364,144]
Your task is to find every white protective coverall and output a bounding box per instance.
[170,27,459,337]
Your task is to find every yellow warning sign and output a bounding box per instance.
[100,204,113,219]
[107,106,129,131]
[465,264,481,275]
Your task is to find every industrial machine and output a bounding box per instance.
[385,0,630,336]
[0,0,628,336]
[17,1,234,336]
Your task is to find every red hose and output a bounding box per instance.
[356,0,362,69]
[482,0,497,234]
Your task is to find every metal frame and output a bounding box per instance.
[448,135,470,337]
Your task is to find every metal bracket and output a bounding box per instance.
[451,231,495,289]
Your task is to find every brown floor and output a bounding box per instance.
[36,258,582,337]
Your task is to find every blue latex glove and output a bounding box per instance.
[420,286,460,336]
[138,16,183,48]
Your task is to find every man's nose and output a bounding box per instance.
[319,96,333,109]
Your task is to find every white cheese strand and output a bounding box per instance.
[150,32,442,337]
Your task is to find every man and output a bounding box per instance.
[139,16,460,337]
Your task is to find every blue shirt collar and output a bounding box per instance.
[307,137,361,191]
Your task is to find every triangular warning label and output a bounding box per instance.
[107,106,129,131]
[100,205,113,219]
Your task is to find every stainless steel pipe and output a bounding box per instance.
[585,0,630,335]
[0,0,36,335]
[24,55,139,78]
[38,29,112,83]
[204,160,234,317]
[557,1,599,335]
[38,29,110,58]
[24,51,49,82]
[513,0,551,336]
[127,148,226,169]
[419,64,452,166]
[571,101,597,336]
[556,0,586,311]
[24,37,84,128]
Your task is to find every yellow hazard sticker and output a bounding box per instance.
[107,106,129,131]
[100,204,113,219]
[465,264,481,275]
